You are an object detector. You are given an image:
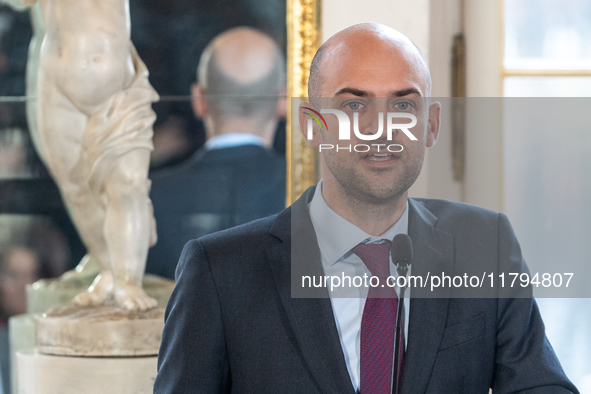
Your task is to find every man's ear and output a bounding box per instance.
[426,101,441,148]
[298,101,322,148]
[191,84,208,120]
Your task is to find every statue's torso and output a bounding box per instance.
[41,0,131,57]
[37,0,135,114]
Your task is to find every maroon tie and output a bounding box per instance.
[353,241,405,394]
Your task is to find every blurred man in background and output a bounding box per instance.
[147,27,286,279]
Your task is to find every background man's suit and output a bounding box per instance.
[147,144,285,279]
[154,187,577,393]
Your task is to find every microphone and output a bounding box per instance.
[391,233,413,277]
[390,234,413,394]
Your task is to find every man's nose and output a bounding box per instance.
[356,109,385,138]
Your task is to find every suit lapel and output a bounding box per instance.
[266,192,455,394]
[266,187,356,394]
[400,199,455,394]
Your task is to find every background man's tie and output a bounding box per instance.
[353,241,404,394]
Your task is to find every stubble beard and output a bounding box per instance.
[324,148,424,213]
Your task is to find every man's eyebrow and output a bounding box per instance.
[334,87,370,96]
[390,88,422,97]
[333,87,423,97]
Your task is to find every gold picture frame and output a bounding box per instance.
[286,0,321,205]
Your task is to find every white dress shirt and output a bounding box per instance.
[308,180,410,392]
[204,133,266,150]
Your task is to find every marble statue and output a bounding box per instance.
[8,0,159,311]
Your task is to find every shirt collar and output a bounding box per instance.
[204,133,266,150]
[309,180,409,267]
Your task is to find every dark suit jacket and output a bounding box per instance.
[147,144,285,279]
[154,187,578,394]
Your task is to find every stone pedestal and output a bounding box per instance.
[8,315,35,394]
[16,350,157,394]
[9,273,175,393]
[36,306,165,356]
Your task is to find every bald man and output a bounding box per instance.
[155,23,577,393]
[147,27,286,279]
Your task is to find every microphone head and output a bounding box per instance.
[391,234,413,268]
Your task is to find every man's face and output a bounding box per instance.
[300,35,440,205]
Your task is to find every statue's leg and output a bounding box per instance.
[36,81,115,305]
[103,148,157,311]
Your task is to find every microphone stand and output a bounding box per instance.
[392,263,409,394]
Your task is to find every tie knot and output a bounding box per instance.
[352,241,392,278]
